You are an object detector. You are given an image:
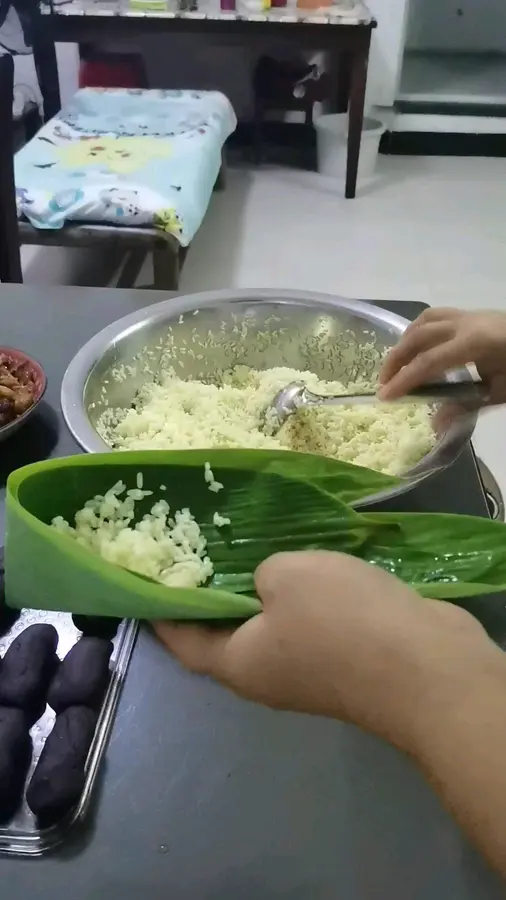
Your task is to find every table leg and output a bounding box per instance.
[333,51,352,114]
[345,39,370,200]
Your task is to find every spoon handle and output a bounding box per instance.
[316,379,490,408]
[404,379,489,405]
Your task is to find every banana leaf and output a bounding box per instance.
[209,508,506,601]
[218,449,403,507]
[5,449,506,621]
[5,450,368,620]
[358,512,506,600]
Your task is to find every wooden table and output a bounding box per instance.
[39,0,376,198]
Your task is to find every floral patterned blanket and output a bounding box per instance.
[14,87,236,246]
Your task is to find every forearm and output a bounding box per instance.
[409,649,506,878]
[156,548,506,879]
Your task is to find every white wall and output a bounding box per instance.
[142,20,411,116]
[366,0,411,107]
[95,34,313,120]
[13,39,323,122]
[13,43,79,111]
[14,22,404,126]
[406,0,506,52]
[144,35,256,118]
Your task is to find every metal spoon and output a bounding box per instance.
[265,379,490,434]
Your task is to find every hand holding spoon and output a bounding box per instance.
[265,379,490,435]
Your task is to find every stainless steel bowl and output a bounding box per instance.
[61,289,476,506]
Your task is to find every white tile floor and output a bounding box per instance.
[21,154,506,500]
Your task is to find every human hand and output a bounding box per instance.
[154,551,495,753]
[378,308,506,404]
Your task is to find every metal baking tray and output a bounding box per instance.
[0,552,138,856]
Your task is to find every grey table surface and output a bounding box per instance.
[0,285,503,899]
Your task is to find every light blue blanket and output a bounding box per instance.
[15,88,236,246]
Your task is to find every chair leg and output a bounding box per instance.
[153,239,180,290]
[252,97,265,165]
[0,155,22,282]
[214,164,226,192]
[116,248,148,289]
[32,25,61,121]
[0,56,22,283]
[214,150,227,191]
[0,220,22,283]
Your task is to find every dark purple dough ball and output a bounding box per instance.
[0,624,59,710]
[48,638,113,714]
[26,706,98,824]
[0,707,32,823]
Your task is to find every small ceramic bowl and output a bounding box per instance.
[0,347,47,443]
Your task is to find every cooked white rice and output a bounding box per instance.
[98,366,435,477]
[213,512,231,528]
[204,461,224,493]
[52,478,213,589]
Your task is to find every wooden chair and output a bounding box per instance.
[0,13,226,288]
[252,55,329,165]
